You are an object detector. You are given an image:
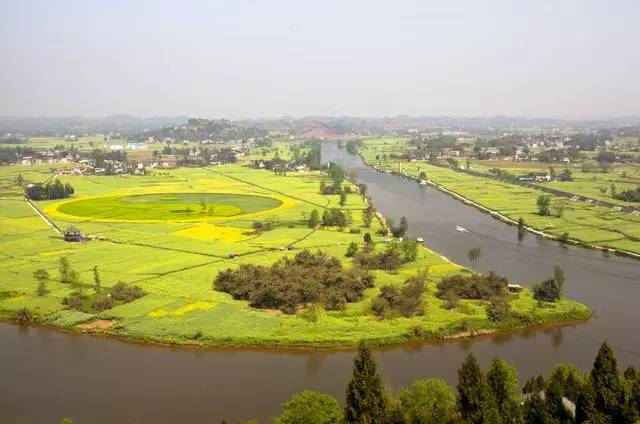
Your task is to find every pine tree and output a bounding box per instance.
[575,382,604,424]
[345,341,386,423]
[457,353,491,424]
[523,391,554,424]
[545,369,572,423]
[591,342,625,420]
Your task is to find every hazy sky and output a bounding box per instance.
[1,0,639,119]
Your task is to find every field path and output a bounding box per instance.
[24,196,61,234]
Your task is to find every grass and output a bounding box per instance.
[0,157,590,347]
[358,138,640,256]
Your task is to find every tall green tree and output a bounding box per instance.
[396,216,409,238]
[60,257,80,288]
[576,382,604,424]
[553,266,565,293]
[545,369,572,423]
[308,209,320,228]
[93,265,101,293]
[362,204,374,228]
[34,268,49,296]
[591,342,625,421]
[487,358,522,424]
[468,247,482,270]
[457,353,492,424]
[537,195,551,216]
[345,341,387,423]
[340,191,347,207]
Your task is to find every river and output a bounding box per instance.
[1,143,638,423]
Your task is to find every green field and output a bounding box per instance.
[54,193,283,221]
[0,158,589,347]
[358,138,640,256]
[469,159,640,207]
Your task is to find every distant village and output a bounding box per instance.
[3,133,262,177]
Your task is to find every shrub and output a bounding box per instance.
[275,390,342,424]
[62,291,85,310]
[345,241,359,257]
[372,274,426,318]
[15,307,34,323]
[252,221,273,231]
[93,296,115,311]
[110,282,144,302]
[486,297,512,322]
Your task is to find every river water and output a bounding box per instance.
[1,143,638,423]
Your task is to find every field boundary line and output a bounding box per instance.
[203,167,329,209]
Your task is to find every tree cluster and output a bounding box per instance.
[25,179,74,200]
[321,208,350,227]
[354,240,418,271]
[267,341,640,424]
[614,187,640,203]
[436,271,509,301]
[213,250,375,314]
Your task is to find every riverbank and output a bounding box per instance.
[0,301,591,352]
[353,140,640,260]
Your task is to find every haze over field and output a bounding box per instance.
[1,0,639,119]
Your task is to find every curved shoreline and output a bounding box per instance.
[0,309,591,352]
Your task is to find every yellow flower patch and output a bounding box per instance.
[171,224,254,242]
[148,301,215,318]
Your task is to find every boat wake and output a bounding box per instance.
[456,225,472,235]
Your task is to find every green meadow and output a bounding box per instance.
[358,138,640,256]
[55,193,283,221]
[0,158,589,347]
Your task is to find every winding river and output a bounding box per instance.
[1,143,638,423]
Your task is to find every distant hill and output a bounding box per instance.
[142,118,268,142]
[0,115,188,136]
